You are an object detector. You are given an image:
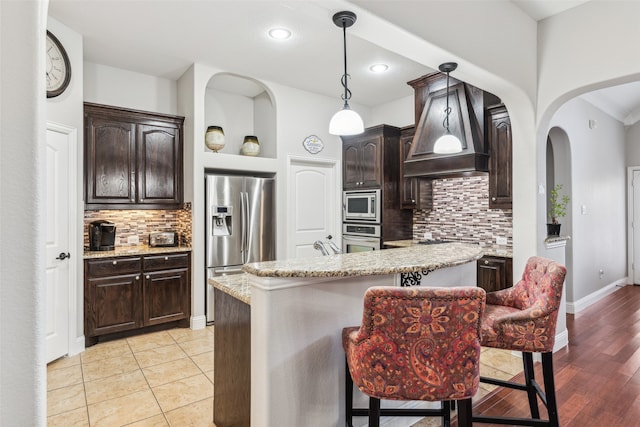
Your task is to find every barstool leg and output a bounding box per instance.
[442,400,451,427]
[542,352,560,427]
[523,352,541,419]
[369,397,381,427]
[456,399,472,427]
[345,358,353,427]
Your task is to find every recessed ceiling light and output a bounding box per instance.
[268,28,291,40]
[369,64,389,73]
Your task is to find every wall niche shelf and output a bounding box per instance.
[202,152,278,174]
[204,73,276,160]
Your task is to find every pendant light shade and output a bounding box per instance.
[329,11,364,136]
[433,62,462,154]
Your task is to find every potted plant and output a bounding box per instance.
[547,184,570,236]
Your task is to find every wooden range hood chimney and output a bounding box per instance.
[404,72,500,178]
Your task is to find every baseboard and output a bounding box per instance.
[190,314,207,330]
[566,278,627,314]
[554,329,569,352]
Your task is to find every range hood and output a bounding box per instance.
[404,72,500,179]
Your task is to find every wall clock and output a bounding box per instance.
[46,30,71,98]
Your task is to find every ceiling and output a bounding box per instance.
[48,0,640,124]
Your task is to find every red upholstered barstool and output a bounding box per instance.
[473,256,567,427]
[342,286,486,427]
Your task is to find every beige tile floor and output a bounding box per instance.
[47,326,215,427]
[47,327,520,427]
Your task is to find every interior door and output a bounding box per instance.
[45,124,72,363]
[288,158,338,258]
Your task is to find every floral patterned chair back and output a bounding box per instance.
[480,256,567,353]
[342,286,486,402]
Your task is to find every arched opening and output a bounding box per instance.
[546,127,573,303]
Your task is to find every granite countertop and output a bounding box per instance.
[242,242,483,278]
[209,274,251,305]
[385,240,513,258]
[83,245,192,259]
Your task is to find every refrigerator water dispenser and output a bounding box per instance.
[212,206,232,236]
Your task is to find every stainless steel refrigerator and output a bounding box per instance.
[205,174,275,323]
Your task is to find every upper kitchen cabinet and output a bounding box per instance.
[341,125,400,190]
[404,72,500,179]
[487,104,512,209]
[203,73,276,170]
[84,103,184,210]
[399,125,418,209]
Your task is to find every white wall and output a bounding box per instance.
[369,94,413,128]
[1,1,47,424]
[547,97,627,303]
[626,122,640,166]
[84,62,178,115]
[46,16,85,355]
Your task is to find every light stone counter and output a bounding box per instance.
[384,239,513,258]
[83,244,191,259]
[208,274,250,305]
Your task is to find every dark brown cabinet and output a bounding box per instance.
[84,103,184,209]
[342,131,384,189]
[399,126,418,209]
[84,251,191,346]
[477,255,513,293]
[488,104,512,209]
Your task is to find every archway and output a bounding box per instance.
[546,127,573,304]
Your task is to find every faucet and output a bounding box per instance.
[313,240,329,256]
[325,235,342,254]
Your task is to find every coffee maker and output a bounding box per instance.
[89,220,116,251]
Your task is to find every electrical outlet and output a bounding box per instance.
[599,269,604,279]
[424,231,432,240]
[128,235,139,245]
[496,236,507,246]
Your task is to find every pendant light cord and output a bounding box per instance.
[341,22,351,107]
[443,70,451,132]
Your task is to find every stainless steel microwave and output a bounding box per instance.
[343,189,381,222]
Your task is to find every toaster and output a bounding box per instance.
[149,231,178,247]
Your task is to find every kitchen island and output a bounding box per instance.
[210,242,483,427]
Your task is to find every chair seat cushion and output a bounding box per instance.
[481,303,557,352]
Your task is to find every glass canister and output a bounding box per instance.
[241,135,260,156]
[205,126,225,152]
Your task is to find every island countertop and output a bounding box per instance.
[241,242,483,278]
[384,239,512,258]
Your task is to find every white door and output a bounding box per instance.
[288,157,339,258]
[45,123,75,363]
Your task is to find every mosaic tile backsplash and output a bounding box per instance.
[84,203,192,248]
[413,175,513,248]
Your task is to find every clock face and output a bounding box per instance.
[46,31,71,98]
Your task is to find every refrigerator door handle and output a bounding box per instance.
[243,191,250,257]
[240,191,247,255]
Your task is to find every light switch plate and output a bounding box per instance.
[128,235,139,245]
[496,236,507,246]
[424,231,432,240]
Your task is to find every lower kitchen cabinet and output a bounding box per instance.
[84,251,191,346]
[477,255,513,293]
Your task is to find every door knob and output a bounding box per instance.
[56,252,71,260]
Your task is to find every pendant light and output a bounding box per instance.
[433,62,463,154]
[329,11,364,136]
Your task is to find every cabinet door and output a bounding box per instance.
[476,256,512,293]
[360,137,382,188]
[85,273,142,337]
[488,105,512,209]
[143,268,190,326]
[399,127,418,209]
[137,124,183,206]
[85,117,136,205]
[343,142,362,189]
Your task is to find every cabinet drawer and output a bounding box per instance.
[86,257,142,278]
[143,252,190,271]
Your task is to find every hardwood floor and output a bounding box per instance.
[473,284,640,426]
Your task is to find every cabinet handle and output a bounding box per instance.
[135,275,140,280]
[491,197,496,201]
[112,260,117,265]
[411,199,415,203]
[146,275,150,279]
[164,256,169,261]
[484,260,489,265]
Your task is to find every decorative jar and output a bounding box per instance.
[205,126,225,152]
[241,135,260,156]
